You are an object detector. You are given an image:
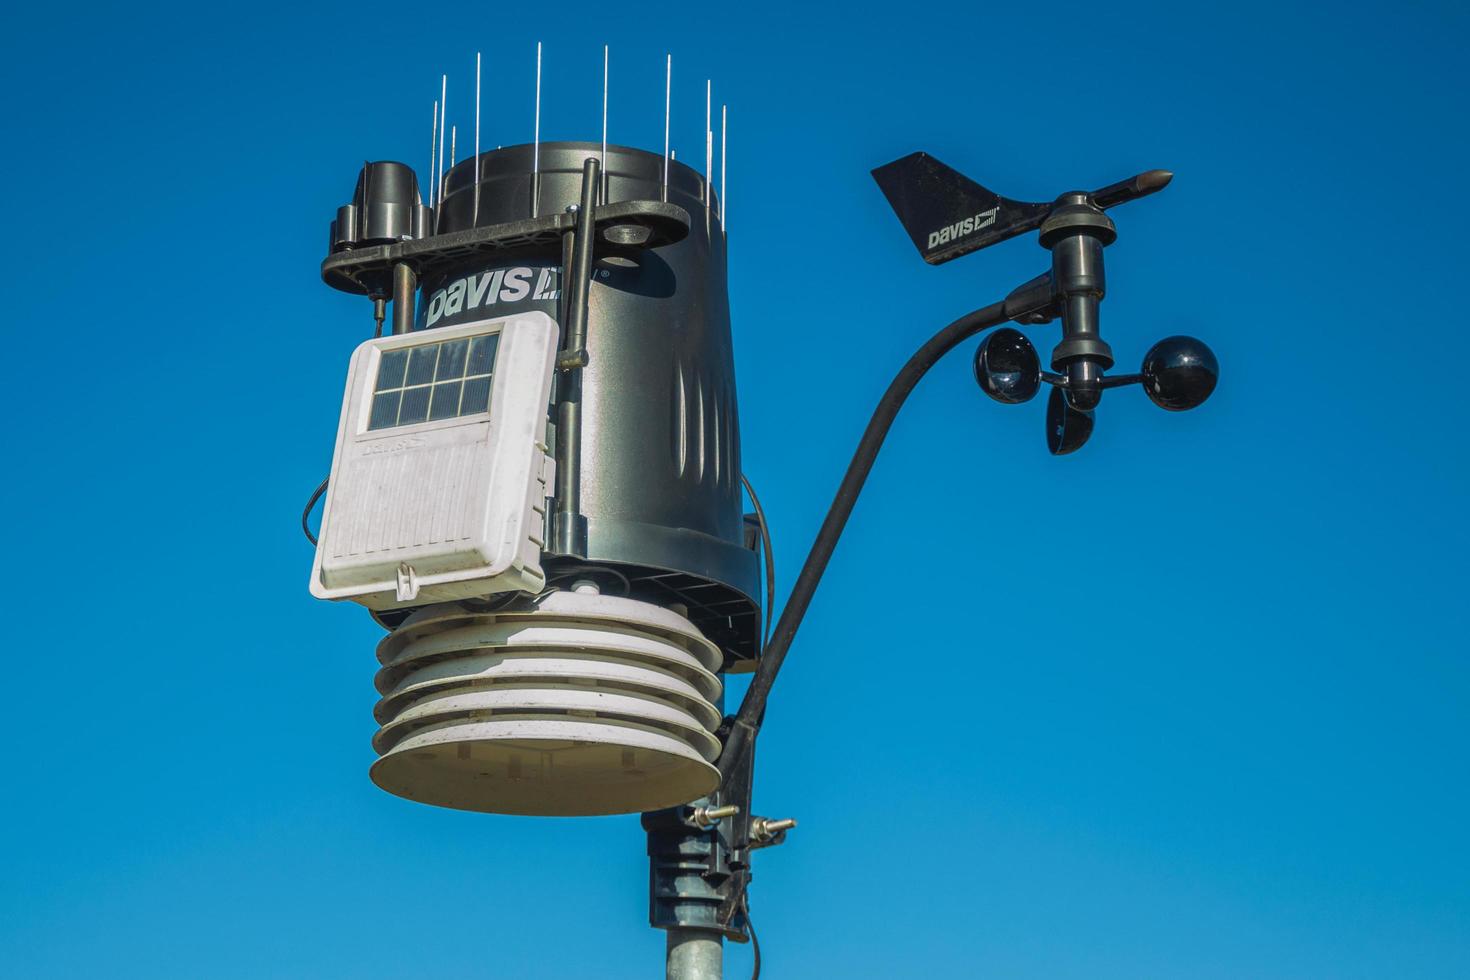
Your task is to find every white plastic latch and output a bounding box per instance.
[395,562,420,602]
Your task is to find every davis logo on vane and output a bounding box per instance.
[927,206,1000,250]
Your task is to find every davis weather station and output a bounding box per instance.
[302,45,1219,979]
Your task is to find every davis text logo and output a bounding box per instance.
[927,206,1000,250]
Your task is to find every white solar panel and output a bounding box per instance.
[368,334,500,430]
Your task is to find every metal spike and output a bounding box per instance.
[429,99,439,207]
[601,45,609,203]
[474,52,482,224]
[438,75,447,210]
[721,104,727,232]
[662,54,671,202]
[533,41,542,218]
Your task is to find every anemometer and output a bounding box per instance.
[874,153,1218,453]
[303,45,1218,980]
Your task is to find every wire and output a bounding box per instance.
[301,476,329,545]
[744,893,761,980]
[740,473,775,649]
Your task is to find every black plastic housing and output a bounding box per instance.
[412,142,760,665]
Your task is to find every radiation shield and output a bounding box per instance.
[368,591,725,816]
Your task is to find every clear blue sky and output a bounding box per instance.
[3,1,1466,976]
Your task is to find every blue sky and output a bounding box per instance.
[2,1,1466,976]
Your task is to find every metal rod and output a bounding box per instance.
[558,224,574,333]
[474,51,481,224]
[429,99,439,209]
[717,299,1012,784]
[662,54,671,202]
[550,157,601,557]
[666,930,722,980]
[601,44,609,203]
[533,41,542,218]
[391,262,416,335]
[438,75,447,210]
[721,105,727,228]
[450,125,456,169]
[566,156,599,355]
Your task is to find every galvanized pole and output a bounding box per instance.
[667,930,722,980]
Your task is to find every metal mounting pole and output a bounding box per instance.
[391,262,416,335]
[667,930,723,980]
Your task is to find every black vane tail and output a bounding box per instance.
[871,152,1050,265]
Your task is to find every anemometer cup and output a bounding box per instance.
[974,328,1042,404]
[1045,386,1094,455]
[1141,336,1218,411]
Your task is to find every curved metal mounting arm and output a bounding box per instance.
[717,298,1011,787]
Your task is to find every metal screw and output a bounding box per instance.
[556,349,590,370]
[749,816,797,846]
[689,804,740,828]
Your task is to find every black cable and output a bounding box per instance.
[740,473,776,649]
[744,894,761,980]
[300,476,329,546]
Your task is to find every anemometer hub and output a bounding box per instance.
[1042,191,1117,412]
[1038,194,1117,247]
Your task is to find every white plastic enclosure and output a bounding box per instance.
[310,311,559,610]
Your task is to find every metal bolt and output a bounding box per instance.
[556,349,590,370]
[749,816,797,846]
[689,804,740,828]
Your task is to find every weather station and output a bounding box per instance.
[302,44,1218,980]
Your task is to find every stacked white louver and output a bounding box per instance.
[369,588,724,816]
